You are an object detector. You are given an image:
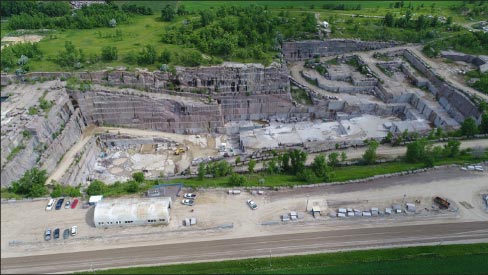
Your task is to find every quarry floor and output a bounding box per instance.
[2,165,487,259]
[47,126,223,184]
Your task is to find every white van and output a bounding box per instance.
[71,226,78,236]
[46,199,55,211]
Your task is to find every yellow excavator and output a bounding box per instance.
[174,147,186,155]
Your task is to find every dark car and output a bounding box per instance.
[54,228,60,239]
[71,198,79,209]
[63,229,70,239]
[55,198,64,210]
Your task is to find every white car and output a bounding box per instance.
[71,226,78,236]
[247,199,257,210]
[184,193,197,199]
[181,199,194,206]
[64,200,71,209]
[46,199,55,211]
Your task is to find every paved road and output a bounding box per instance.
[2,221,487,274]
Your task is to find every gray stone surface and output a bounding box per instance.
[283,39,399,61]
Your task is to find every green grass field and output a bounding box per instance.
[23,15,173,72]
[2,0,483,72]
[76,243,488,274]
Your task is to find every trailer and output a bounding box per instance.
[406,203,416,212]
[290,211,298,220]
[434,196,450,209]
[371,207,379,216]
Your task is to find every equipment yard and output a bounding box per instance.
[2,165,487,266]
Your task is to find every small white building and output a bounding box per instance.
[322,21,329,29]
[94,197,172,228]
[88,195,104,206]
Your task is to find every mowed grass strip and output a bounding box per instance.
[76,243,488,274]
[169,161,426,188]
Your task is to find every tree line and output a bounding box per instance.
[160,5,315,62]
[1,42,42,72]
[1,1,71,17]
[5,3,131,30]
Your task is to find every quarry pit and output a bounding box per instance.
[1,40,485,187]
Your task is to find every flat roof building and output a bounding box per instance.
[89,195,104,206]
[94,197,172,228]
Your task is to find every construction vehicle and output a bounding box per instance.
[433,196,450,209]
[174,147,186,155]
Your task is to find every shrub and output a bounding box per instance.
[9,168,48,198]
[86,180,106,195]
[132,172,145,183]
[362,140,379,164]
[228,173,246,186]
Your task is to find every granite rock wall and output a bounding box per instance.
[71,90,225,134]
[402,49,480,122]
[1,88,87,186]
[282,39,399,61]
[59,136,101,186]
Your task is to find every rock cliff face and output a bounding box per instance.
[71,89,225,134]
[59,136,101,186]
[1,84,87,186]
[282,39,399,61]
[401,50,480,122]
[440,50,488,73]
[176,63,290,94]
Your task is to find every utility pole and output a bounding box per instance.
[306,195,309,212]
[269,248,272,268]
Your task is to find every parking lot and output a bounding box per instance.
[1,165,487,258]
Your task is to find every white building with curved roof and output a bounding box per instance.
[94,197,172,228]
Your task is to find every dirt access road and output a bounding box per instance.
[2,221,487,274]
